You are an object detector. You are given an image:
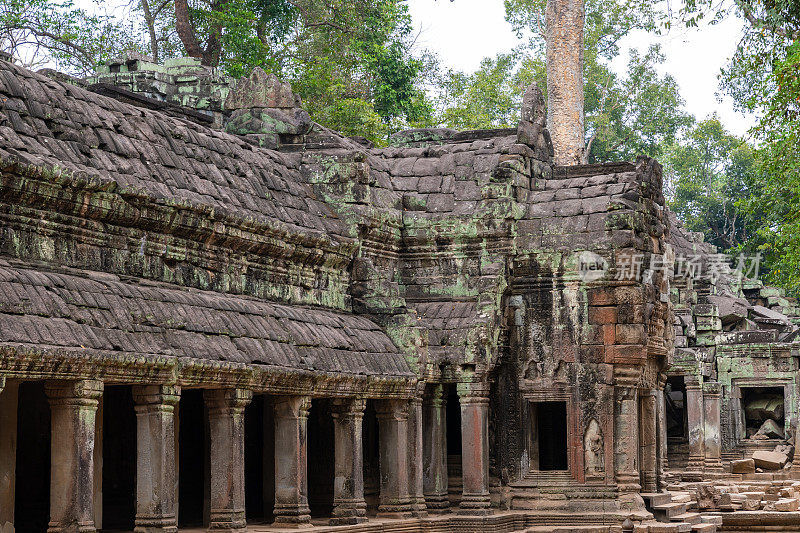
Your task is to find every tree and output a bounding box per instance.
[545,0,585,165]
[0,0,132,75]
[665,116,762,252]
[505,0,659,163]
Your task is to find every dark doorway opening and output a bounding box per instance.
[178,389,209,528]
[14,381,51,533]
[363,400,380,514]
[535,401,568,470]
[666,376,687,439]
[445,384,462,504]
[308,399,335,518]
[102,386,136,531]
[742,386,785,439]
[244,395,275,523]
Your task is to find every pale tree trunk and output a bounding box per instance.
[545,0,585,165]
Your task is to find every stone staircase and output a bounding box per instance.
[640,492,719,533]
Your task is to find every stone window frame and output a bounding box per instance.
[522,387,577,480]
[731,377,792,443]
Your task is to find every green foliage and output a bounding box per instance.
[665,116,762,252]
[0,0,134,75]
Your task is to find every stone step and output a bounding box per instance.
[699,515,723,526]
[646,522,692,533]
[690,524,716,533]
[653,502,689,519]
[642,492,673,507]
[670,512,701,525]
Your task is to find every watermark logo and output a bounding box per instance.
[578,251,609,282]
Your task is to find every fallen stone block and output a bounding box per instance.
[753,419,785,440]
[775,498,799,511]
[753,450,789,470]
[731,458,755,474]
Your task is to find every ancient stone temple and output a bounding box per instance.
[0,55,798,533]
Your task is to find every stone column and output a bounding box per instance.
[703,382,723,472]
[330,399,367,526]
[423,385,449,513]
[614,378,640,494]
[133,385,180,533]
[685,376,705,471]
[791,420,800,478]
[375,399,413,518]
[638,390,658,493]
[408,397,427,517]
[205,389,252,532]
[0,379,18,531]
[458,388,491,515]
[273,396,312,527]
[655,375,668,490]
[46,379,104,533]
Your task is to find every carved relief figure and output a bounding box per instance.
[584,418,604,479]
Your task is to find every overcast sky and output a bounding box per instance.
[407,0,755,135]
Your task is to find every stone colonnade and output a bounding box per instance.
[0,378,492,532]
[682,376,723,473]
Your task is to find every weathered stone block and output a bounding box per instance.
[752,450,789,470]
[731,458,755,474]
[588,306,617,325]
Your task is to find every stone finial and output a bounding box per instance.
[224,67,302,111]
[520,84,546,125]
[517,84,552,160]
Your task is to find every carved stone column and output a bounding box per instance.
[408,397,427,517]
[423,385,449,513]
[46,380,104,533]
[133,385,180,533]
[703,382,723,472]
[685,376,705,471]
[375,399,413,518]
[330,399,367,526]
[205,389,252,532]
[614,374,640,494]
[639,390,658,493]
[273,396,312,527]
[655,374,668,490]
[458,388,491,515]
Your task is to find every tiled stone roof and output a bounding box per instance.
[0,60,347,240]
[0,259,411,377]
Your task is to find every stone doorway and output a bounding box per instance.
[101,385,136,531]
[244,394,275,523]
[532,401,568,471]
[308,399,335,518]
[741,386,786,440]
[178,389,209,528]
[445,384,462,505]
[14,381,51,533]
[666,376,689,469]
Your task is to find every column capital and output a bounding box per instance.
[613,365,641,390]
[133,384,180,408]
[456,381,489,401]
[424,384,446,407]
[331,398,366,419]
[45,379,103,405]
[703,381,722,396]
[685,375,703,389]
[375,399,410,420]
[204,388,252,413]
[274,395,311,419]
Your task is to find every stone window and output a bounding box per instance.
[530,401,568,471]
[741,386,786,440]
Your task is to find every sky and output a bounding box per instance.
[406,0,756,135]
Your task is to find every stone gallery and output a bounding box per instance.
[0,55,799,533]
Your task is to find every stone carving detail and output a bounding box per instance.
[584,418,604,480]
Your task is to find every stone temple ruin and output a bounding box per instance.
[0,54,799,533]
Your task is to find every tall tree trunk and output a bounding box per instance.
[545,0,585,165]
[174,0,203,59]
[140,0,160,63]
